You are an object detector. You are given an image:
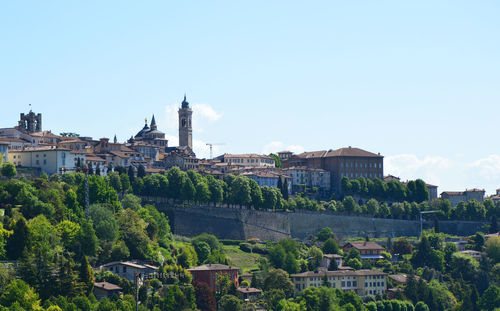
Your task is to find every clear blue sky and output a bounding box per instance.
[1,1,500,193]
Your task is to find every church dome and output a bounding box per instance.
[135,123,150,138]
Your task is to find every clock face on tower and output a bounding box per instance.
[182,118,186,127]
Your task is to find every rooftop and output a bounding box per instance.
[94,281,122,291]
[291,269,386,278]
[344,241,385,251]
[188,264,239,271]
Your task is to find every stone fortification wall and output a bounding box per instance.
[152,203,487,241]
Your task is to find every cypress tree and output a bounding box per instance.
[277,177,283,194]
[328,258,338,271]
[490,215,499,233]
[79,255,94,295]
[282,179,289,200]
[95,164,101,176]
[6,217,29,260]
[137,164,146,178]
[128,165,135,184]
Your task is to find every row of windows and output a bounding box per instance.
[365,281,384,287]
[229,158,274,164]
[341,162,382,169]
[342,172,383,179]
[35,160,47,165]
[367,275,384,279]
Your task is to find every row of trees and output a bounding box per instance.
[60,167,500,222]
[341,177,430,203]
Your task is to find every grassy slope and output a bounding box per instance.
[222,245,264,273]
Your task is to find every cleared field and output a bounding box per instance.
[222,245,264,273]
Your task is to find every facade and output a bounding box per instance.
[8,146,79,175]
[188,264,239,291]
[237,287,262,302]
[290,269,387,296]
[0,137,35,150]
[216,153,275,168]
[93,282,122,300]
[101,261,158,282]
[241,171,280,187]
[283,147,383,194]
[282,166,331,192]
[320,254,343,269]
[343,242,385,260]
[441,188,485,206]
[178,95,193,150]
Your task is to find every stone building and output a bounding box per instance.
[441,188,485,206]
[179,95,193,150]
[17,110,42,133]
[283,147,384,194]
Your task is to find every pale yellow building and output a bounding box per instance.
[8,146,81,175]
[217,153,275,168]
[290,269,386,297]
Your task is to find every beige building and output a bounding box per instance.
[8,146,80,175]
[291,269,386,296]
[441,188,485,206]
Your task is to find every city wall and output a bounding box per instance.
[151,203,487,241]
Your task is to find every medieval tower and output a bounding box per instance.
[178,95,193,150]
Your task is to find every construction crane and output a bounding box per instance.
[206,143,225,159]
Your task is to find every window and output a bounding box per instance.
[43,160,47,165]
[347,281,351,287]
[353,281,357,287]
[36,160,39,165]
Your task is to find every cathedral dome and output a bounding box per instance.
[135,123,150,138]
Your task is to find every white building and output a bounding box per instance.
[100,261,159,282]
[8,146,81,175]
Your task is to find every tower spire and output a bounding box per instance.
[150,114,157,130]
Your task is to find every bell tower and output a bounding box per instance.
[178,94,193,149]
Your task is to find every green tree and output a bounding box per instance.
[231,176,252,207]
[127,166,135,183]
[181,177,196,202]
[263,269,295,298]
[77,219,98,257]
[120,173,131,193]
[206,175,224,206]
[248,179,263,208]
[0,279,42,310]
[414,302,430,311]
[392,238,413,255]
[479,285,500,311]
[219,294,242,311]
[89,204,119,242]
[317,227,333,242]
[411,235,444,271]
[269,153,282,169]
[194,241,211,264]
[328,257,338,271]
[262,186,277,210]
[486,236,500,262]
[79,255,93,295]
[137,164,146,178]
[1,162,17,178]
[322,238,340,254]
[6,217,29,260]
[121,193,142,210]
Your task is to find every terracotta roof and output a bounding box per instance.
[188,264,239,271]
[94,281,122,291]
[237,287,261,294]
[344,241,385,251]
[325,147,382,158]
[0,137,30,143]
[291,269,385,278]
[10,146,70,152]
[388,274,413,284]
[324,254,342,259]
[101,261,158,270]
[223,153,273,160]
